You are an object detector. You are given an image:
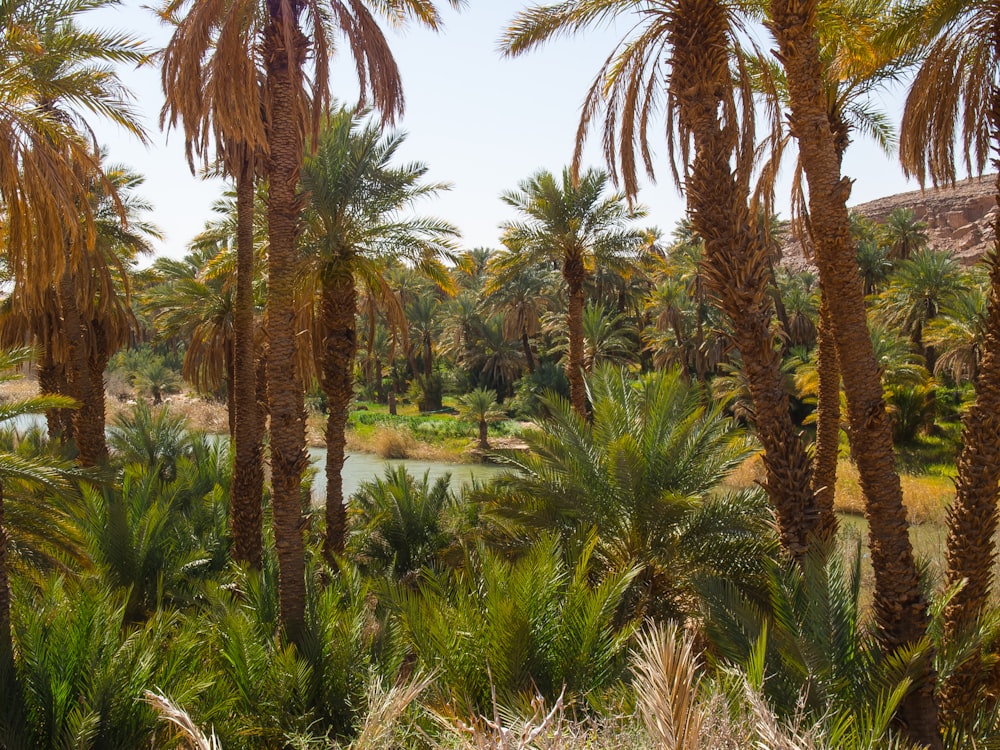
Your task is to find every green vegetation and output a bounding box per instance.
[4,0,1000,745]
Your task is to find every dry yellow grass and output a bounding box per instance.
[834,459,954,525]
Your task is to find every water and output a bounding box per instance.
[308,447,508,502]
[4,413,509,501]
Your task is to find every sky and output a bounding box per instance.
[88,1,926,261]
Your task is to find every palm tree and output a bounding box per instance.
[0,0,144,297]
[165,0,460,637]
[144,246,238,426]
[924,278,987,384]
[457,387,504,450]
[0,0,148,467]
[348,466,454,580]
[880,208,929,261]
[499,167,649,418]
[482,254,554,375]
[160,0,269,569]
[875,249,963,371]
[298,108,456,559]
[898,0,1000,718]
[0,348,79,674]
[765,0,941,738]
[483,366,774,623]
[502,3,831,562]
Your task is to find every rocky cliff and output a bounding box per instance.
[783,175,997,269]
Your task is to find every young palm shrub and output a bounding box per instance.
[457,388,505,451]
[82,445,231,622]
[108,401,188,482]
[701,543,924,747]
[481,365,774,622]
[390,535,638,716]
[4,574,202,749]
[348,466,456,581]
[190,558,396,749]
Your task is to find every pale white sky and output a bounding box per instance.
[89,1,922,260]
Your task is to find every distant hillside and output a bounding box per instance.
[782,175,997,269]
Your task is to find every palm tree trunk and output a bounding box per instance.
[565,266,587,418]
[478,419,489,450]
[768,5,941,745]
[671,0,831,561]
[811,301,840,520]
[58,256,107,466]
[37,296,72,441]
[263,3,308,642]
[321,273,357,560]
[521,330,535,374]
[231,157,264,569]
[937,169,1000,722]
[86,316,110,453]
[225,343,236,437]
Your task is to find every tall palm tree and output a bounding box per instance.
[0,0,144,283]
[502,3,831,561]
[144,247,238,428]
[160,0,272,569]
[765,0,942,740]
[482,254,554,375]
[899,0,1000,720]
[0,0,147,467]
[498,167,648,418]
[875,249,963,371]
[164,0,460,637]
[72,162,158,462]
[263,0,462,640]
[299,108,456,559]
[880,208,929,261]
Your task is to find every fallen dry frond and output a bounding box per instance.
[143,690,221,750]
[631,621,703,750]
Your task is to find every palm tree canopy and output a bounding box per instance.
[499,167,649,281]
[0,0,148,296]
[481,365,773,619]
[899,0,1000,184]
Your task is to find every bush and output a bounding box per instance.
[372,426,418,458]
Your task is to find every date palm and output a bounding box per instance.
[299,108,456,560]
[164,0,461,638]
[1,0,147,467]
[502,2,830,561]
[0,0,144,280]
[482,366,773,623]
[499,167,649,418]
[482,254,554,375]
[899,0,1000,720]
[874,249,963,371]
[160,0,268,569]
[457,387,504,451]
[765,0,942,737]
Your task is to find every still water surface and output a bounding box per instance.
[9,413,507,501]
[308,447,507,502]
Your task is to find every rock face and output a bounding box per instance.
[783,175,997,269]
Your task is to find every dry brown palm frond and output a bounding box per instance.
[351,671,435,750]
[143,690,222,750]
[632,621,704,750]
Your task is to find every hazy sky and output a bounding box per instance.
[89,2,923,260]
